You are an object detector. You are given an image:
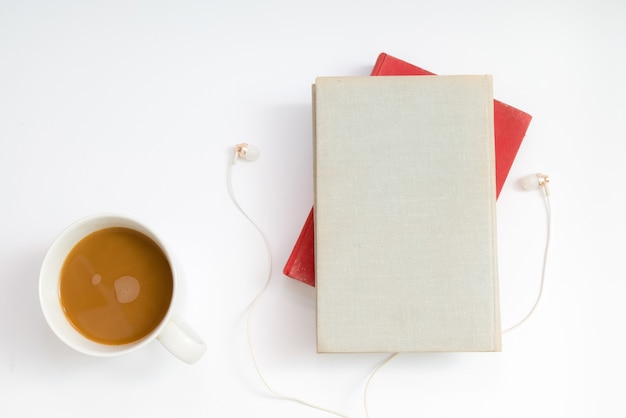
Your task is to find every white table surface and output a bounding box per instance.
[1,1,624,417]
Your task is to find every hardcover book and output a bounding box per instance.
[283,53,532,287]
[314,75,501,352]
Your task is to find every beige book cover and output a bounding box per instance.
[314,75,501,353]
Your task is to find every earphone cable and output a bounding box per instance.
[227,159,350,418]
[502,190,551,334]
[363,353,398,418]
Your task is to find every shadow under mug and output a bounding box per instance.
[39,214,206,364]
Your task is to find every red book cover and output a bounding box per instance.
[284,52,532,286]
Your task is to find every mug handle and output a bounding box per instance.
[157,317,206,364]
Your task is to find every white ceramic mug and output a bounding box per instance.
[39,214,206,364]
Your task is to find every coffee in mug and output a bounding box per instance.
[59,227,173,345]
[39,214,206,364]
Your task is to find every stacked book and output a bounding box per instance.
[286,53,532,353]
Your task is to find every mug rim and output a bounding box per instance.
[39,213,178,357]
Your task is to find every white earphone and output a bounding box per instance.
[501,171,551,335]
[521,173,550,195]
[233,143,260,163]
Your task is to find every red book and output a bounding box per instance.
[284,53,532,286]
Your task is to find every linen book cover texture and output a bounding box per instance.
[314,76,501,353]
[284,53,532,287]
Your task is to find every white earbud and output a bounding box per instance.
[233,143,260,163]
[521,173,550,195]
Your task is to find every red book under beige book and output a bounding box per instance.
[283,53,532,287]
[314,75,501,352]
